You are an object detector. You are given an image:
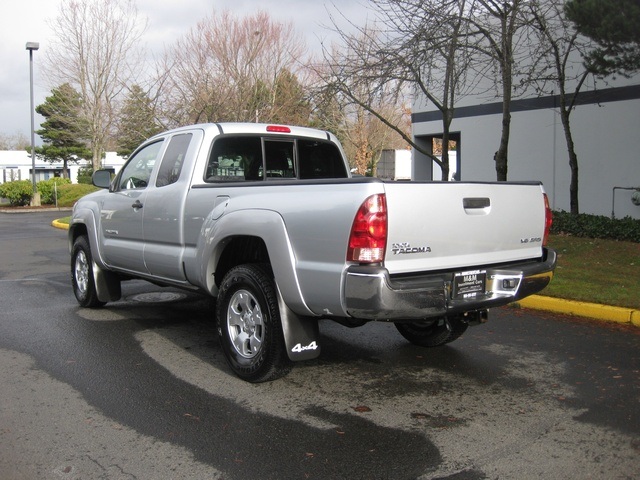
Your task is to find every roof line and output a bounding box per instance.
[412,84,640,123]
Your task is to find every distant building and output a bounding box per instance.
[377,150,413,181]
[0,151,126,185]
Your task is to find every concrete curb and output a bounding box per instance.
[52,219,70,230]
[517,295,640,328]
[0,207,72,214]
[50,216,639,329]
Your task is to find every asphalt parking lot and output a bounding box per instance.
[1,211,638,479]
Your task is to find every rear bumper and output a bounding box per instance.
[344,248,557,320]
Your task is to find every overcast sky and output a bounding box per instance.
[0,0,367,144]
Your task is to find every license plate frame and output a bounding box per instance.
[452,270,487,298]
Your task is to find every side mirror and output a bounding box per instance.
[92,170,112,189]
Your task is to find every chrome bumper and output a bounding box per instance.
[344,248,557,320]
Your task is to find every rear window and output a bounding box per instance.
[206,136,263,182]
[204,135,347,182]
[297,139,347,179]
[156,133,192,187]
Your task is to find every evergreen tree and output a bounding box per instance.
[271,69,312,126]
[116,85,162,157]
[34,84,91,179]
[566,0,640,75]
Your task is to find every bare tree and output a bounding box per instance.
[0,132,30,150]
[318,0,478,180]
[466,0,533,181]
[529,0,594,214]
[159,10,308,127]
[351,103,410,176]
[45,0,147,170]
[339,94,410,175]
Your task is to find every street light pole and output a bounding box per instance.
[26,41,40,206]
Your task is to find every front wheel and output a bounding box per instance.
[395,316,468,347]
[71,235,105,308]
[216,264,292,382]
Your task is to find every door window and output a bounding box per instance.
[117,140,163,190]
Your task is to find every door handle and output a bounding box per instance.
[132,200,143,209]
[463,197,490,215]
[463,197,490,209]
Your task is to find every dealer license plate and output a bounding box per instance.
[453,270,486,298]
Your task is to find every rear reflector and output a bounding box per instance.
[347,194,387,263]
[266,125,291,133]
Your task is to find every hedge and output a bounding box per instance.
[551,210,640,243]
[37,177,72,204]
[0,179,100,208]
[0,180,33,206]
[55,183,100,207]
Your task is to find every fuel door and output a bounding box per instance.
[211,195,230,220]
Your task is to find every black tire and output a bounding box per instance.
[395,316,468,347]
[216,264,292,382]
[443,315,469,344]
[71,235,106,308]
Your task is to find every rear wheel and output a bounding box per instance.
[443,315,469,344]
[216,264,292,382]
[71,235,105,308]
[395,316,468,347]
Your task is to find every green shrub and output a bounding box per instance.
[37,177,72,204]
[56,183,100,207]
[0,180,33,206]
[77,165,94,185]
[551,210,640,243]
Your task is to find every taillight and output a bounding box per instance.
[347,194,387,263]
[543,193,552,246]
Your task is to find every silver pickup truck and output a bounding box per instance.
[69,123,556,382]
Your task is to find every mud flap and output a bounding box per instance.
[93,262,122,302]
[277,287,320,361]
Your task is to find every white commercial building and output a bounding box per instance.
[0,151,126,185]
[411,68,640,220]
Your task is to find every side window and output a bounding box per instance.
[205,136,263,182]
[265,141,295,178]
[156,133,192,187]
[298,140,348,179]
[117,140,163,190]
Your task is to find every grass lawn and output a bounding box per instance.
[545,235,640,309]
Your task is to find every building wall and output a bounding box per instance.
[412,86,640,219]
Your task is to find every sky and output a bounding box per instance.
[0,0,366,144]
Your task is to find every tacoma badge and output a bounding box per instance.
[391,242,432,255]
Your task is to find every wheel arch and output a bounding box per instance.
[69,209,121,303]
[210,236,270,292]
[200,209,314,317]
[68,208,102,266]
[68,222,88,251]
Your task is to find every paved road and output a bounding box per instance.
[1,212,638,479]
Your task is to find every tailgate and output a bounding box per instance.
[383,182,547,275]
